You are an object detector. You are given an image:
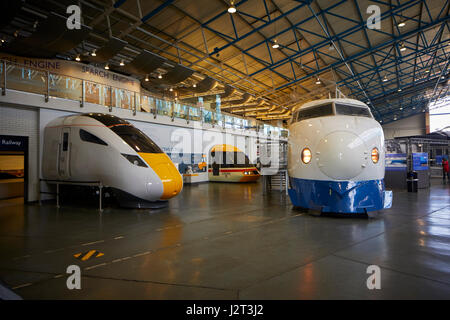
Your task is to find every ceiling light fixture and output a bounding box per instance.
[91,50,97,57]
[315,78,321,85]
[158,73,162,79]
[272,39,280,49]
[398,88,402,92]
[75,55,81,62]
[382,75,388,82]
[398,21,406,27]
[400,43,406,51]
[228,5,236,13]
[119,60,125,66]
[193,84,197,88]
[169,88,173,92]
[104,64,109,70]
[425,70,430,73]
[328,42,334,51]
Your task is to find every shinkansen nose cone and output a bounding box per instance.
[316,131,368,180]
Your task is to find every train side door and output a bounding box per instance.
[212,162,219,176]
[58,128,71,179]
[210,151,220,176]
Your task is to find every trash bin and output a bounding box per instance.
[407,171,418,192]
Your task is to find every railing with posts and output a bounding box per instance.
[0,59,288,138]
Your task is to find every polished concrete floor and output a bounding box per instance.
[0,180,449,299]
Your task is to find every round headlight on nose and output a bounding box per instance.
[371,148,379,163]
[301,148,312,164]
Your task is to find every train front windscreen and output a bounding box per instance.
[84,113,163,154]
[212,151,254,168]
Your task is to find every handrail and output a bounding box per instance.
[0,58,288,138]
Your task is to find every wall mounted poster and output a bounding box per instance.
[412,152,428,171]
[385,153,407,171]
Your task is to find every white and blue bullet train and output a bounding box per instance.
[287,98,392,214]
[42,113,183,208]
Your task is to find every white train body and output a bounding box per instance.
[288,98,392,214]
[42,113,183,207]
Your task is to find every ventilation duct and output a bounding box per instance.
[232,106,270,113]
[222,93,252,107]
[89,37,128,63]
[5,12,91,58]
[220,85,236,99]
[0,0,23,30]
[154,64,195,85]
[190,77,218,93]
[124,49,167,75]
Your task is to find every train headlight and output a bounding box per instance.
[371,148,379,164]
[301,148,312,164]
[121,154,148,167]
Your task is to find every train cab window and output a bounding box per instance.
[221,152,251,168]
[335,104,373,118]
[297,103,333,122]
[79,129,108,146]
[110,125,163,154]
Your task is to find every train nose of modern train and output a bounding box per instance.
[316,131,368,180]
[138,153,183,200]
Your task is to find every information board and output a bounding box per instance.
[385,153,407,171]
[412,152,428,171]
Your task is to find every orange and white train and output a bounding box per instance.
[208,144,260,182]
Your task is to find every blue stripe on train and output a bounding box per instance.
[288,177,392,213]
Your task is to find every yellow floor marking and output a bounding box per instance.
[73,253,81,258]
[96,252,104,258]
[81,250,97,261]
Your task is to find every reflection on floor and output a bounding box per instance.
[0,197,24,208]
[0,180,449,299]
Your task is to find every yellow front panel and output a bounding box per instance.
[138,153,183,200]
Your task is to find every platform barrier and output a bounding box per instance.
[261,168,288,195]
[0,59,288,139]
[39,179,104,211]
